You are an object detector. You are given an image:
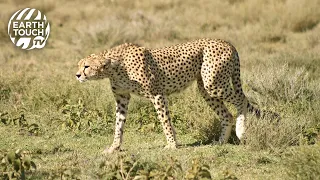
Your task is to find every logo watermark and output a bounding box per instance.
[8,8,50,50]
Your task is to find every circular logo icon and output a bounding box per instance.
[8,8,50,50]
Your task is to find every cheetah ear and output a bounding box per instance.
[102,57,119,69]
[104,58,111,68]
[77,59,84,66]
[108,56,120,66]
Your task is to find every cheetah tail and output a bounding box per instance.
[247,103,281,121]
[231,51,280,121]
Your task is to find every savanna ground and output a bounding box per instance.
[1,0,320,179]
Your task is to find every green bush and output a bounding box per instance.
[55,98,114,136]
[96,155,211,180]
[0,149,36,180]
[0,112,41,136]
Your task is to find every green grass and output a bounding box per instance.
[1,0,320,179]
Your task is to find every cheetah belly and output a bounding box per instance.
[150,45,203,94]
[160,60,201,94]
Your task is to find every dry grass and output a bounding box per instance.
[1,0,320,179]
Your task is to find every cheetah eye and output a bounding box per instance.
[84,65,90,69]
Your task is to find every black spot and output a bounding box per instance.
[120,104,126,108]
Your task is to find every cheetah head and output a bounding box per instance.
[76,53,110,82]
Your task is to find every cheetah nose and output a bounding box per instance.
[76,74,81,78]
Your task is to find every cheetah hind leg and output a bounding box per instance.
[197,80,234,144]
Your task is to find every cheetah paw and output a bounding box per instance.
[164,144,178,150]
[102,146,120,154]
[212,140,224,145]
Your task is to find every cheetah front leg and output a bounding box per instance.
[103,93,130,154]
[151,94,177,149]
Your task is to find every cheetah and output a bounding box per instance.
[76,38,270,153]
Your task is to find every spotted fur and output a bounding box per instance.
[76,38,264,153]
